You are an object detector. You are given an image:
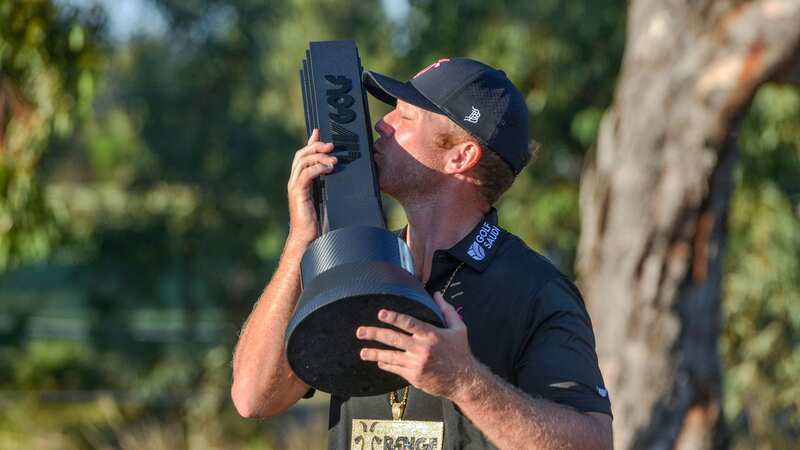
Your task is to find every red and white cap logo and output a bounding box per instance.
[413,58,451,79]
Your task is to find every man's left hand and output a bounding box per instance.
[357,292,479,400]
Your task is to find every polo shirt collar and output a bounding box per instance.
[444,208,506,272]
[397,208,507,273]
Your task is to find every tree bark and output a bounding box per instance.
[575,1,800,449]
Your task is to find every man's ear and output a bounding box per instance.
[444,140,483,174]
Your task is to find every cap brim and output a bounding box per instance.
[363,70,442,114]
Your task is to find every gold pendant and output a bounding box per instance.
[351,419,443,450]
[391,402,406,421]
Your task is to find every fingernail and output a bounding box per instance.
[378,310,387,320]
[356,327,364,338]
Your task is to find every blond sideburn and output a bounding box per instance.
[430,113,531,205]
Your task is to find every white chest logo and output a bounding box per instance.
[464,106,480,124]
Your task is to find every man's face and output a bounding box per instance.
[372,100,448,199]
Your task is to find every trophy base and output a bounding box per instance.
[286,261,442,396]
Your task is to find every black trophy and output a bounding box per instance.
[285,40,444,397]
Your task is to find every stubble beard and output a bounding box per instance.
[378,158,442,205]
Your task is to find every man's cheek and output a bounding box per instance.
[376,163,391,190]
[375,154,388,174]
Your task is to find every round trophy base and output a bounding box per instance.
[286,261,442,396]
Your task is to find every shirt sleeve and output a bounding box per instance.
[514,276,612,416]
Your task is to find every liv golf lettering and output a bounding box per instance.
[325,75,361,163]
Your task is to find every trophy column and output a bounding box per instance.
[286,41,443,397]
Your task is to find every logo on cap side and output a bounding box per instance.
[467,242,486,261]
[413,58,451,79]
[464,106,481,124]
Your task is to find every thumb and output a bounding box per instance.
[433,291,462,328]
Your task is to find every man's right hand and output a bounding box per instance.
[287,128,336,245]
[232,130,334,418]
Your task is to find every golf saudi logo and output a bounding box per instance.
[467,242,485,261]
[467,222,500,261]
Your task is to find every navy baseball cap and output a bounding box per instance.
[363,58,530,174]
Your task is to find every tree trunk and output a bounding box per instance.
[575,1,800,449]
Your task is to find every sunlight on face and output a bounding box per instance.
[373,100,454,200]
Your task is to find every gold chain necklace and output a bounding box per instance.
[388,261,465,420]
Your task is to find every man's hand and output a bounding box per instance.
[231,131,333,418]
[357,292,479,400]
[287,128,336,244]
[359,293,612,450]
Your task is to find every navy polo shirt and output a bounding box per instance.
[324,209,611,449]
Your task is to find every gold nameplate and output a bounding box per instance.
[351,419,443,450]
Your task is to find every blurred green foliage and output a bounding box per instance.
[723,85,800,449]
[0,0,104,269]
[0,1,798,449]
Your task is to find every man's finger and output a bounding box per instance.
[289,153,337,186]
[307,128,319,145]
[432,291,463,328]
[356,326,414,350]
[290,141,334,177]
[376,361,412,380]
[291,142,334,174]
[296,160,335,186]
[360,348,408,367]
[378,309,433,336]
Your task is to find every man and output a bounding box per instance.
[231,58,613,450]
